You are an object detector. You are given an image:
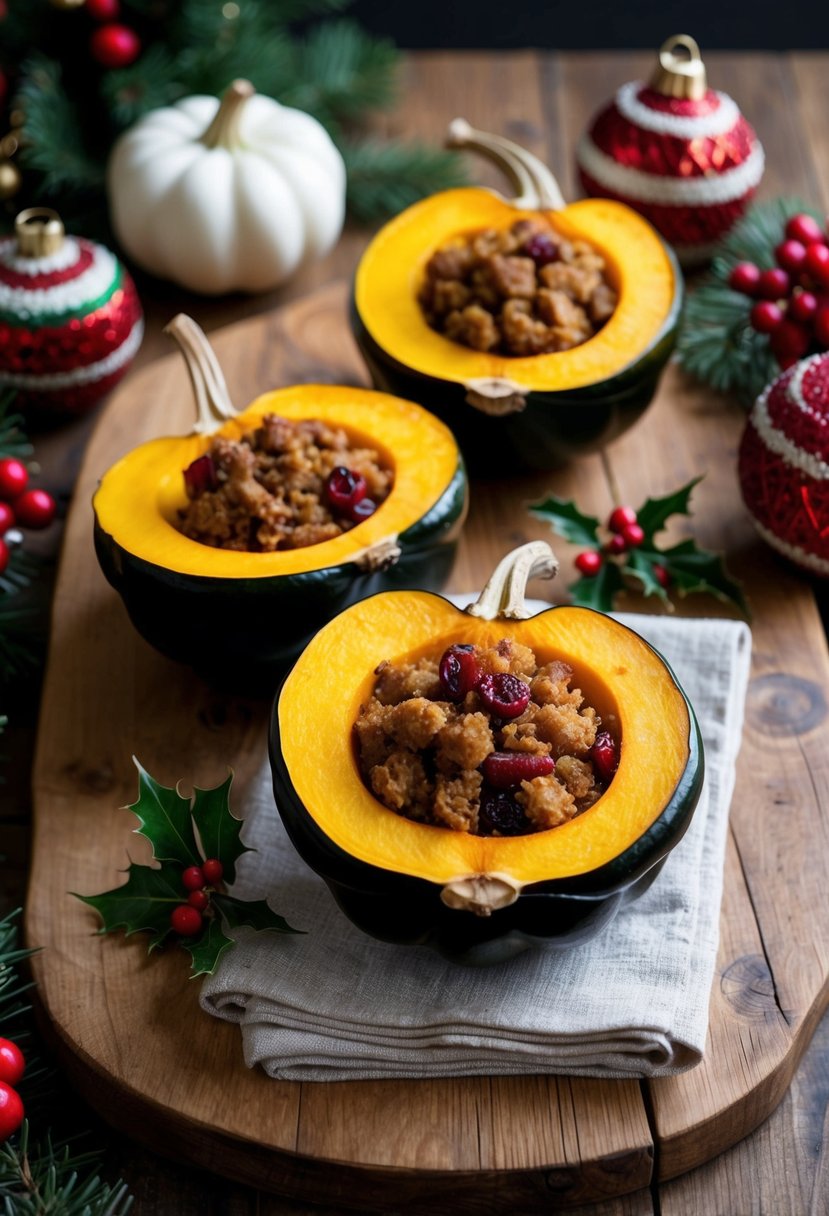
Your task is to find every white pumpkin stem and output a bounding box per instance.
[446,118,566,211]
[467,541,559,620]
[163,314,237,434]
[201,79,255,150]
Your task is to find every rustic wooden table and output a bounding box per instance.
[5,48,829,1215]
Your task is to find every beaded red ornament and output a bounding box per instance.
[577,35,764,266]
[738,352,829,575]
[0,207,143,418]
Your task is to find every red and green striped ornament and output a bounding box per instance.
[0,207,143,417]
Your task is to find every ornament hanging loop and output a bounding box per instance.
[15,208,65,257]
[651,34,708,101]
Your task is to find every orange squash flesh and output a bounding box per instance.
[278,590,691,885]
[354,188,677,392]
[93,384,461,578]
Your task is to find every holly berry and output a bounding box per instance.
[786,213,823,246]
[89,23,141,68]
[0,1082,23,1142]
[770,319,810,363]
[620,522,645,548]
[202,858,224,884]
[170,904,203,936]
[0,539,9,576]
[187,889,210,912]
[574,550,602,576]
[182,865,205,892]
[728,261,761,295]
[0,1039,24,1087]
[788,291,818,324]
[0,502,14,534]
[804,241,829,286]
[85,0,120,18]
[750,300,783,334]
[14,489,56,530]
[605,533,628,556]
[757,267,790,300]
[815,304,829,348]
[608,505,637,533]
[0,458,28,501]
[653,563,671,589]
[775,239,807,275]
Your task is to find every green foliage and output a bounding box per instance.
[279,20,398,130]
[0,393,33,463]
[530,480,747,615]
[76,764,301,978]
[0,1125,133,1216]
[15,56,104,196]
[677,198,823,405]
[342,139,468,224]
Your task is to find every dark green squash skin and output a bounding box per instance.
[268,610,705,966]
[350,248,683,473]
[94,459,467,698]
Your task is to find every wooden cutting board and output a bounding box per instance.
[27,283,829,1212]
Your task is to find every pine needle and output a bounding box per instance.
[342,138,468,224]
[15,56,104,195]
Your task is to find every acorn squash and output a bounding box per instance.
[93,315,467,694]
[270,542,704,965]
[352,120,682,472]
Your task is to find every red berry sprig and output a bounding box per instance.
[576,505,650,576]
[170,857,227,938]
[0,1038,25,1144]
[728,211,829,369]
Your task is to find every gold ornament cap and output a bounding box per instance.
[650,34,708,101]
[15,208,65,257]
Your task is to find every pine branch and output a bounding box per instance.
[342,138,468,224]
[100,46,185,130]
[15,56,105,196]
[0,393,33,463]
[277,20,399,129]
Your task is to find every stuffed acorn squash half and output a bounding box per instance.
[352,120,682,472]
[93,316,467,694]
[270,542,704,965]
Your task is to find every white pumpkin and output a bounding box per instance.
[107,79,346,295]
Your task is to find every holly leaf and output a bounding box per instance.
[74,862,182,951]
[636,477,703,543]
[191,772,246,885]
[214,894,303,937]
[128,759,201,868]
[529,496,601,547]
[625,549,671,605]
[658,539,750,615]
[568,561,625,612]
[184,918,234,978]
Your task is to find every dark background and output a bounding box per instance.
[349,0,829,49]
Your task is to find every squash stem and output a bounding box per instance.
[200,79,255,150]
[466,541,559,621]
[163,314,237,434]
[446,119,566,211]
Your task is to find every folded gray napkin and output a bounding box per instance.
[200,608,752,1081]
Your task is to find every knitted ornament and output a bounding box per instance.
[576,35,764,266]
[738,352,829,575]
[0,207,143,417]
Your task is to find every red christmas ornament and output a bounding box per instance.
[0,502,14,533]
[577,35,764,266]
[0,1039,25,1088]
[0,457,27,500]
[0,208,142,418]
[90,24,141,69]
[0,538,9,575]
[14,488,56,529]
[85,0,120,20]
[0,1081,23,1142]
[739,352,829,575]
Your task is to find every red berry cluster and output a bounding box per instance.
[85,0,142,70]
[438,643,530,718]
[574,506,669,586]
[0,458,56,575]
[0,1037,25,1143]
[170,858,224,937]
[728,212,829,368]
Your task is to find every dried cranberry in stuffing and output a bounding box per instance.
[325,466,367,515]
[522,233,559,266]
[350,496,377,522]
[477,672,530,719]
[590,729,619,783]
[439,644,480,700]
[478,787,530,836]
[482,751,555,788]
[183,454,217,498]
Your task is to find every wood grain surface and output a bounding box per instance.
[11,46,829,1216]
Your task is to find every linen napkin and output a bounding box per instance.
[200,608,752,1081]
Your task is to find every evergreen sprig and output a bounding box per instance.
[677,198,823,405]
[6,0,466,232]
